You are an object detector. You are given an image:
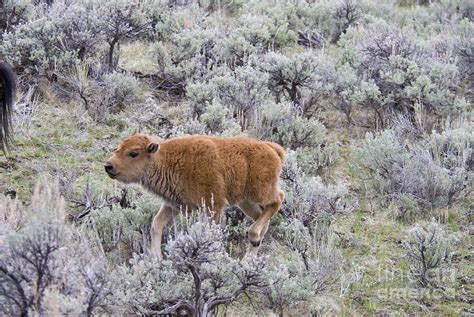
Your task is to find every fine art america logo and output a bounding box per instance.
[374,266,457,300]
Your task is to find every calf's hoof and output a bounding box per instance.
[247,230,261,248]
[250,239,261,247]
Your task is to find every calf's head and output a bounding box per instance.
[105,134,159,184]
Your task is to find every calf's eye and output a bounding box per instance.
[129,151,138,158]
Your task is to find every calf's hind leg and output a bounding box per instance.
[238,200,264,255]
[237,200,261,222]
[248,190,285,248]
[151,203,175,259]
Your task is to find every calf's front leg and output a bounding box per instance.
[150,203,175,259]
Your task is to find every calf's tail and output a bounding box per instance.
[0,62,16,152]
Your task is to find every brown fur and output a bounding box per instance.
[105,134,285,258]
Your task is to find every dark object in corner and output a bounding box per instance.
[0,62,16,153]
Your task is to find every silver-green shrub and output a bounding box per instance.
[60,65,140,120]
[254,105,338,172]
[455,20,473,97]
[280,151,357,235]
[0,0,36,34]
[96,0,153,70]
[210,64,271,119]
[241,0,338,44]
[403,221,453,287]
[0,0,152,74]
[154,4,207,41]
[101,71,140,111]
[255,103,325,149]
[212,14,269,65]
[112,215,268,316]
[153,27,217,95]
[353,22,466,128]
[265,218,347,316]
[0,181,112,316]
[187,64,271,122]
[199,100,242,135]
[430,119,473,171]
[353,123,472,218]
[260,51,322,105]
[0,1,104,75]
[331,0,362,44]
[86,196,157,264]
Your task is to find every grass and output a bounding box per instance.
[119,42,159,74]
[331,203,473,315]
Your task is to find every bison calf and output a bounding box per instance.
[105,134,285,258]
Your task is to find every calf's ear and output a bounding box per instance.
[147,143,159,153]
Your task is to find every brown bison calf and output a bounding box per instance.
[105,134,285,258]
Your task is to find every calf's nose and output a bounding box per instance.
[104,163,114,173]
